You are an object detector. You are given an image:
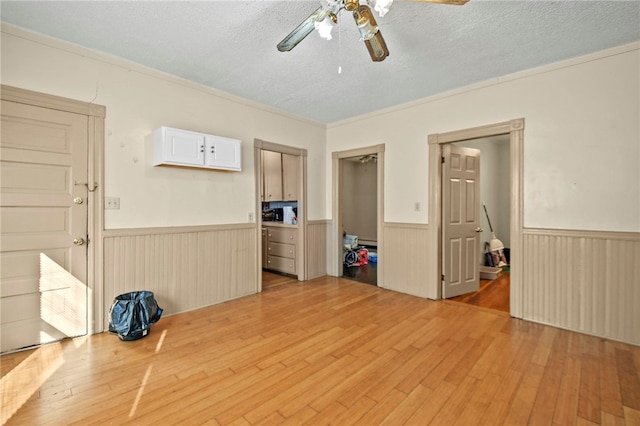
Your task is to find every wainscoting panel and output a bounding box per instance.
[306,220,328,280]
[382,223,431,298]
[102,224,257,331]
[522,229,639,345]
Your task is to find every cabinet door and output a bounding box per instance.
[162,128,205,166]
[262,150,283,201]
[282,154,299,201]
[205,136,241,171]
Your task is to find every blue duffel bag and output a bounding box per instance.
[108,291,163,341]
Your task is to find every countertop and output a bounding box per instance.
[261,221,298,229]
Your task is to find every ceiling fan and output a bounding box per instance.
[277,0,469,62]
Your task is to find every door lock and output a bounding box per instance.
[73,237,86,246]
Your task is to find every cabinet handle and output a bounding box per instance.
[200,144,205,153]
[211,146,215,154]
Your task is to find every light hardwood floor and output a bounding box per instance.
[2,275,639,425]
[450,272,510,313]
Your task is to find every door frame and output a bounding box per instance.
[254,139,308,289]
[1,85,106,333]
[427,118,524,317]
[331,144,385,286]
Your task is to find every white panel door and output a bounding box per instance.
[442,144,481,298]
[1,99,89,353]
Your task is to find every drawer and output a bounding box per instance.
[267,242,295,259]
[267,227,297,244]
[267,255,296,274]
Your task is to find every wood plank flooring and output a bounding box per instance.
[449,272,510,313]
[2,275,639,425]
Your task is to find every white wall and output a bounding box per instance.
[0,25,327,229]
[326,43,640,234]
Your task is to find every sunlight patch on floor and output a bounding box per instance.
[0,342,64,424]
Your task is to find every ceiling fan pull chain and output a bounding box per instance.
[338,14,343,74]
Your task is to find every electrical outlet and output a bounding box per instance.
[105,197,120,209]
[414,201,421,212]
[248,212,254,222]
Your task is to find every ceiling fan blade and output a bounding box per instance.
[404,0,469,5]
[277,7,330,52]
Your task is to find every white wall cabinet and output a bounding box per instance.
[153,126,241,171]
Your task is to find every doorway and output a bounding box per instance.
[449,136,511,312]
[0,85,105,352]
[332,145,384,287]
[341,154,378,286]
[254,139,307,291]
[428,119,524,318]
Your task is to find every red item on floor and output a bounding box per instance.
[356,248,368,266]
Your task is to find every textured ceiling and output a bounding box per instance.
[2,1,639,123]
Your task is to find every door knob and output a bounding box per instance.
[475,227,484,233]
[74,197,84,205]
[73,237,86,246]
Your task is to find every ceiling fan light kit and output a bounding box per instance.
[277,0,468,62]
[355,5,389,61]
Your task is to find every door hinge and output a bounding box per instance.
[441,156,445,164]
[441,274,445,281]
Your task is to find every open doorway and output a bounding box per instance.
[254,139,307,292]
[449,136,511,313]
[341,154,378,285]
[332,145,385,287]
[428,119,524,318]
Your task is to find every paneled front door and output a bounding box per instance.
[1,98,89,353]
